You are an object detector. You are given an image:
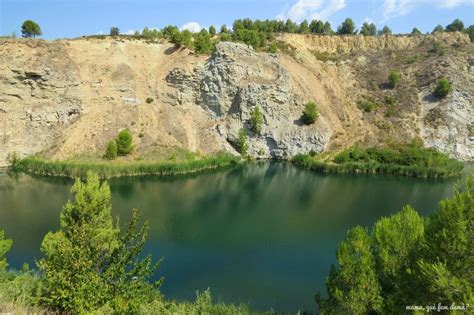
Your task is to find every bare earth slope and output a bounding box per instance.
[0,33,472,166]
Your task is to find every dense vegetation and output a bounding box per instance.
[293,141,463,179]
[316,175,473,314]
[10,152,240,179]
[100,18,474,55]
[0,172,258,314]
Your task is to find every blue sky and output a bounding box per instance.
[1,0,473,39]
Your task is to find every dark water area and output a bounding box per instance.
[0,162,471,313]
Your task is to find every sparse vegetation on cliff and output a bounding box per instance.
[434,78,453,98]
[302,101,319,124]
[250,107,264,134]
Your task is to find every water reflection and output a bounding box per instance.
[0,163,463,312]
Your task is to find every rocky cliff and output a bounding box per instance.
[0,33,472,166]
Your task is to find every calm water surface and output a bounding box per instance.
[0,162,469,313]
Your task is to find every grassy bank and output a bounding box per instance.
[292,143,464,179]
[11,152,241,179]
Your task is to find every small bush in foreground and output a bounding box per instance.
[146,97,154,104]
[38,172,161,313]
[302,102,319,124]
[433,78,452,98]
[0,230,12,271]
[317,176,473,313]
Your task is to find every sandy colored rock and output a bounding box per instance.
[0,33,472,166]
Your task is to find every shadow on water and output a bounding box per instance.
[0,162,471,313]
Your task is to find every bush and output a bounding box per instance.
[301,101,319,124]
[317,177,473,313]
[337,18,356,35]
[104,140,118,160]
[37,172,161,313]
[433,78,452,98]
[110,27,120,36]
[146,97,154,104]
[237,129,248,156]
[208,25,216,37]
[410,27,422,36]
[357,100,376,113]
[21,20,42,38]
[360,22,377,36]
[445,19,464,32]
[432,24,444,34]
[384,96,396,105]
[249,107,264,134]
[267,41,278,53]
[429,42,445,55]
[388,70,400,88]
[378,26,392,35]
[116,129,133,155]
[194,29,213,54]
[0,230,12,271]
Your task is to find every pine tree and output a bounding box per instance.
[38,172,161,313]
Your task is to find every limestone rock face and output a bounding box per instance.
[195,42,330,158]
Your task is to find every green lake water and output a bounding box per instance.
[0,162,470,313]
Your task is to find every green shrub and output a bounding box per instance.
[384,96,396,105]
[37,173,161,313]
[267,41,278,53]
[21,20,42,38]
[194,29,213,54]
[302,101,319,124]
[433,78,453,98]
[337,18,356,35]
[208,25,216,37]
[237,129,248,156]
[146,97,154,104]
[104,140,118,160]
[110,27,120,36]
[357,100,376,113]
[249,107,264,134]
[405,54,420,64]
[388,70,400,88]
[0,230,12,271]
[317,176,473,313]
[429,42,445,55]
[116,129,133,155]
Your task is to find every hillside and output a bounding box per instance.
[0,32,472,167]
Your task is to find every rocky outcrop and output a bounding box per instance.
[195,42,330,158]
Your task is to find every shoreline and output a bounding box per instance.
[10,153,242,179]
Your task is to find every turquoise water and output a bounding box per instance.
[0,162,467,312]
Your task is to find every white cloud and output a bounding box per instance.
[125,29,137,35]
[180,22,203,33]
[382,0,472,20]
[363,17,375,25]
[277,0,346,23]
